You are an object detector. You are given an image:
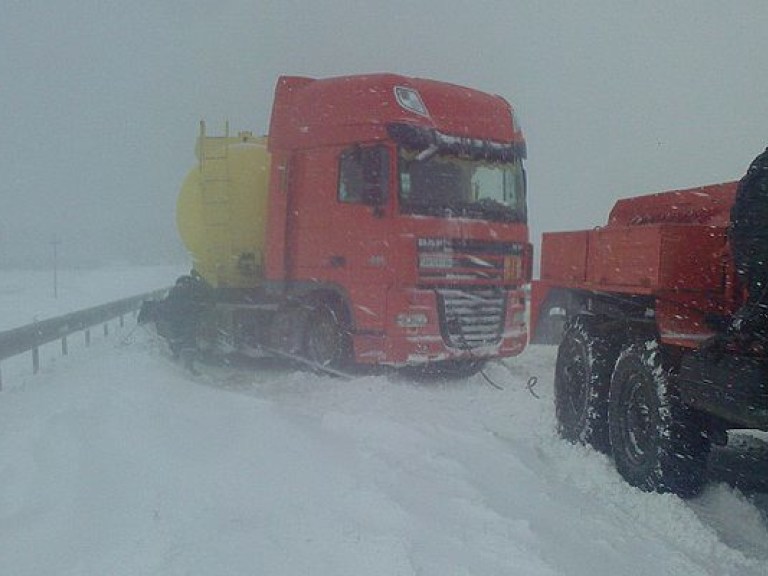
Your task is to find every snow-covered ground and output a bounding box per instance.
[0,267,767,575]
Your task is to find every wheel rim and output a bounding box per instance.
[306,309,342,366]
[621,373,653,466]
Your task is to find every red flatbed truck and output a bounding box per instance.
[531,182,768,496]
[144,74,532,372]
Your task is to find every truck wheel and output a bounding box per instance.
[554,315,616,453]
[608,340,710,498]
[305,304,351,368]
[268,306,308,356]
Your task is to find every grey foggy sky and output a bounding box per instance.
[2,0,767,268]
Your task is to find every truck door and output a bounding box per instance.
[288,144,393,332]
[329,144,393,331]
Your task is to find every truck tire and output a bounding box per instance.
[554,315,616,453]
[608,340,710,497]
[268,306,308,356]
[305,304,351,369]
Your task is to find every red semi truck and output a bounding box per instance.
[144,74,531,372]
[531,182,768,496]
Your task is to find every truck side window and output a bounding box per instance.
[338,146,389,205]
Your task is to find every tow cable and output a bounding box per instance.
[452,313,540,395]
[479,368,504,390]
[525,375,539,398]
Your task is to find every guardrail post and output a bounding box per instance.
[32,347,40,374]
[85,329,91,347]
[103,323,109,337]
[62,335,68,356]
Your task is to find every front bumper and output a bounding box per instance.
[352,286,528,366]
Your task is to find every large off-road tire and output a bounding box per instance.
[305,304,351,369]
[608,340,710,498]
[554,315,617,453]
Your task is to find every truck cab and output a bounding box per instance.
[262,75,531,368]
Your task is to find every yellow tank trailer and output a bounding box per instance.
[176,122,270,288]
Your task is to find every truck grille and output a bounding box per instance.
[417,238,526,285]
[437,288,506,349]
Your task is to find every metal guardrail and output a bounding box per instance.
[0,288,168,388]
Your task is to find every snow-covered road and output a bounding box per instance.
[1,326,766,575]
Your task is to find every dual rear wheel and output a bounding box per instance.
[554,315,710,497]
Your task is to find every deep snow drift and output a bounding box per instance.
[0,268,767,575]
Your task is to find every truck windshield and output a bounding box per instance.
[397,149,527,223]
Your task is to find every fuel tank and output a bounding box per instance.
[176,126,270,288]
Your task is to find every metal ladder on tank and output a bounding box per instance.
[198,120,232,284]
